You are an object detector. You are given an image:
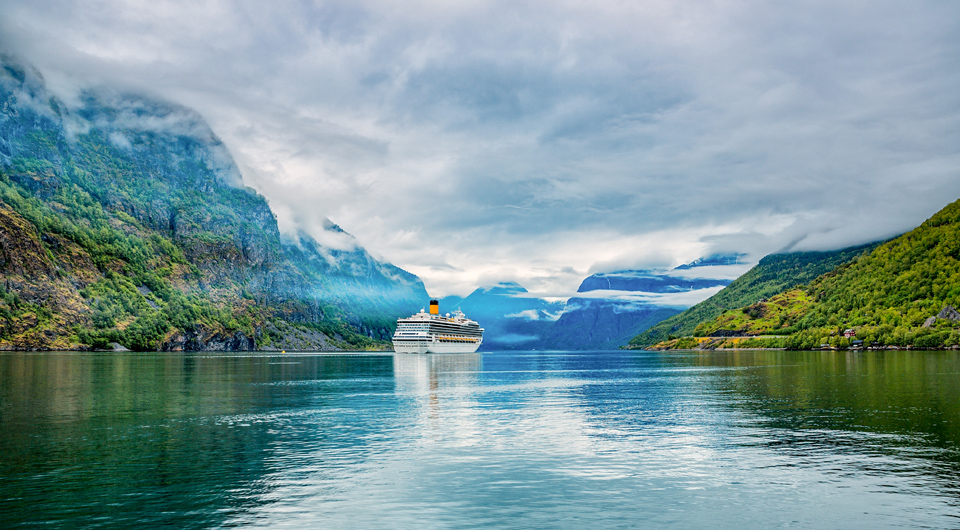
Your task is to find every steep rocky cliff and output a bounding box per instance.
[0,56,427,350]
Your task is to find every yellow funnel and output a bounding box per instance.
[429,300,439,315]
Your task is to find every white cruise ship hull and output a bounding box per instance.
[393,340,481,354]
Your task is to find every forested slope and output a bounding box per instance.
[626,242,882,348]
[655,198,960,350]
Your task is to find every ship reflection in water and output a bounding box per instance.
[394,352,483,393]
[393,353,482,426]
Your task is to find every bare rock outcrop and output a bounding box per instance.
[937,305,960,321]
[161,327,255,351]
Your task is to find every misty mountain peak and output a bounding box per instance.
[674,253,748,270]
[482,282,528,295]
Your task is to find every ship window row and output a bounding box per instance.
[430,328,480,333]
[428,324,481,332]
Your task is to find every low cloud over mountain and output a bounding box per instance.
[2,1,958,297]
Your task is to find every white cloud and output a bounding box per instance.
[504,310,541,321]
[2,0,959,299]
[568,286,729,309]
[107,131,131,150]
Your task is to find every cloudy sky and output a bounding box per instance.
[2,0,959,297]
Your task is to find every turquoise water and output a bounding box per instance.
[1,350,959,528]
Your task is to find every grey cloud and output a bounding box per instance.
[2,0,959,298]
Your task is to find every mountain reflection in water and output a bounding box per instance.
[0,350,958,528]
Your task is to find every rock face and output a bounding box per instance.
[0,55,427,351]
[257,320,336,351]
[0,204,93,350]
[938,306,960,322]
[921,305,960,329]
[0,205,56,278]
[161,328,256,352]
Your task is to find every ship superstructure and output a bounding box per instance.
[393,300,484,354]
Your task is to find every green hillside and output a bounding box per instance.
[626,242,882,348]
[657,198,960,350]
[0,56,427,351]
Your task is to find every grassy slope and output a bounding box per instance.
[693,288,814,337]
[626,242,882,348]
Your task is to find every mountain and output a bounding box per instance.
[626,242,883,348]
[672,253,747,270]
[537,299,679,350]
[443,256,739,351]
[578,253,745,295]
[539,255,739,349]
[673,198,960,350]
[576,271,730,294]
[0,56,427,350]
[439,282,564,350]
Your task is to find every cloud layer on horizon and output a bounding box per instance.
[2,0,958,297]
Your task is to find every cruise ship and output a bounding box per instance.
[392,300,484,353]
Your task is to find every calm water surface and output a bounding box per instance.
[1,349,959,528]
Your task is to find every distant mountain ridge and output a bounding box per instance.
[577,271,729,294]
[578,253,745,294]
[441,255,740,350]
[537,299,678,350]
[0,55,427,350]
[673,253,747,270]
[543,255,736,349]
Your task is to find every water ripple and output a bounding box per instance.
[1,350,959,528]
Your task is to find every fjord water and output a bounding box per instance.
[1,351,959,528]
